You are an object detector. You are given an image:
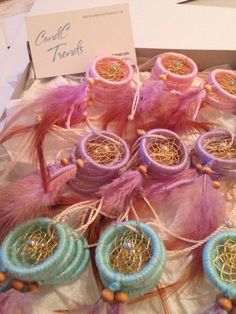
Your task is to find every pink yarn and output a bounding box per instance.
[151,52,198,92]
[205,69,236,112]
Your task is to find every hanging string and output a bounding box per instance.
[142,195,236,252]
[124,58,141,121]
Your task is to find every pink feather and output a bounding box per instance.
[136,83,208,134]
[97,170,143,217]
[167,174,226,240]
[194,303,226,314]
[0,290,35,314]
[0,164,76,240]
[55,301,126,314]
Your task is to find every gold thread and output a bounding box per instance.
[96,59,126,81]
[216,73,236,95]
[85,136,124,165]
[204,136,236,159]
[11,225,58,267]
[213,238,236,283]
[109,230,152,274]
[146,137,183,166]
[162,56,192,75]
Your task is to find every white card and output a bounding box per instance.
[26,3,136,78]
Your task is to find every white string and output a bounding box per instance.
[125,59,141,121]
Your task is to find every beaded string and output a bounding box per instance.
[213,238,236,283]
[109,229,152,274]
[216,73,236,95]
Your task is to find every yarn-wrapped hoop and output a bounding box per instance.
[69,131,130,194]
[195,130,236,178]
[96,221,166,299]
[205,69,236,112]
[86,55,134,110]
[151,52,198,91]
[87,55,133,88]
[139,129,190,178]
[203,230,236,299]
[1,218,89,287]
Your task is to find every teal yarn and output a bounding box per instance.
[95,221,166,299]
[1,218,89,286]
[203,230,236,299]
[0,248,12,292]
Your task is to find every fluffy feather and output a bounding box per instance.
[32,83,87,190]
[0,164,76,240]
[0,290,35,314]
[1,83,88,191]
[55,301,126,314]
[137,84,209,134]
[167,174,226,241]
[97,170,143,217]
[194,303,226,314]
[159,174,226,293]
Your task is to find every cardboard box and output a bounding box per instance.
[1,0,236,115]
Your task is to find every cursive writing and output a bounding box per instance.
[47,40,83,63]
[35,22,71,46]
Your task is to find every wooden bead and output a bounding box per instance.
[201,101,208,108]
[195,163,203,171]
[136,129,146,136]
[217,296,232,311]
[138,165,148,175]
[87,100,93,106]
[12,279,24,291]
[36,113,43,123]
[76,158,85,168]
[0,272,7,283]
[232,299,236,307]
[212,181,221,189]
[87,77,95,86]
[102,289,114,303]
[159,74,167,81]
[28,283,39,293]
[89,94,95,101]
[204,84,212,92]
[202,166,213,175]
[61,158,69,165]
[86,87,91,94]
[115,291,129,303]
[230,308,236,314]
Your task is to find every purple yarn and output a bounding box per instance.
[151,52,198,92]
[139,129,190,178]
[195,130,236,179]
[69,131,130,194]
[206,69,236,113]
[193,303,226,314]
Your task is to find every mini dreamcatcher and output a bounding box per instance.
[0,218,89,292]
[204,69,236,113]
[55,221,166,314]
[135,52,207,135]
[68,131,130,194]
[200,230,236,314]
[195,130,236,179]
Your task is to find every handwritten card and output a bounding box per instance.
[26,3,136,78]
